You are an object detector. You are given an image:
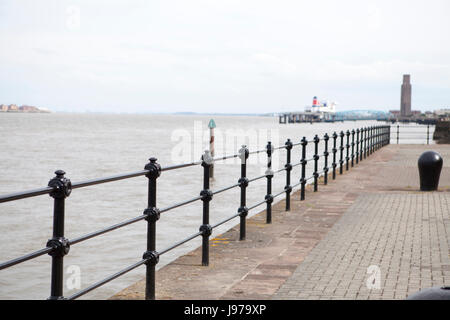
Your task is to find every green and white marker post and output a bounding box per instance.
[208,119,216,179]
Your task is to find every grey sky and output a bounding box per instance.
[0,0,449,113]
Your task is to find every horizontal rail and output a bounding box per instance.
[274,167,287,174]
[292,161,302,168]
[67,259,146,300]
[247,148,267,156]
[212,183,240,195]
[159,231,203,256]
[161,161,202,171]
[247,199,267,211]
[71,170,148,189]
[69,214,147,246]
[291,180,302,189]
[248,174,267,183]
[159,196,203,214]
[390,125,434,128]
[0,247,52,271]
[273,189,285,198]
[393,136,431,139]
[212,154,238,162]
[392,131,433,134]
[211,212,241,229]
[0,186,52,203]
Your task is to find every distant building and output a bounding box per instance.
[434,108,450,116]
[19,105,40,112]
[400,74,412,117]
[8,104,18,111]
[389,110,400,116]
[0,104,8,112]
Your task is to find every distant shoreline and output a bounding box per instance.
[0,110,51,113]
[0,111,272,116]
[0,104,50,113]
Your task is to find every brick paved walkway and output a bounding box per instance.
[112,144,450,300]
[273,192,450,300]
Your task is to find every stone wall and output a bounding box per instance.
[433,121,450,144]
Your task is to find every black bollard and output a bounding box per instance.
[407,286,450,300]
[418,151,443,191]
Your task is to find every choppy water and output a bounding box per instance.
[0,113,431,299]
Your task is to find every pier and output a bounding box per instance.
[113,143,449,300]
[1,124,448,300]
[278,112,336,124]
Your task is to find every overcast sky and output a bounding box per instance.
[1,0,449,113]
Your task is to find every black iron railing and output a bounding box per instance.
[391,124,435,144]
[0,125,391,300]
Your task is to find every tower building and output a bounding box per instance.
[400,74,412,117]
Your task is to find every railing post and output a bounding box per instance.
[380,126,384,147]
[238,145,249,240]
[385,126,387,145]
[385,126,388,146]
[313,135,319,192]
[386,125,389,146]
[375,126,378,152]
[427,125,430,145]
[374,126,377,151]
[377,126,380,150]
[265,142,274,224]
[47,170,72,300]
[375,126,378,151]
[345,130,350,171]
[387,125,390,146]
[339,131,344,174]
[360,127,364,161]
[373,126,376,153]
[369,126,373,155]
[381,126,384,148]
[370,126,376,154]
[323,133,329,185]
[284,139,293,211]
[384,126,387,146]
[332,132,337,180]
[364,127,367,159]
[356,128,360,164]
[200,150,213,266]
[351,129,355,167]
[397,125,399,145]
[300,137,308,200]
[143,157,161,300]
